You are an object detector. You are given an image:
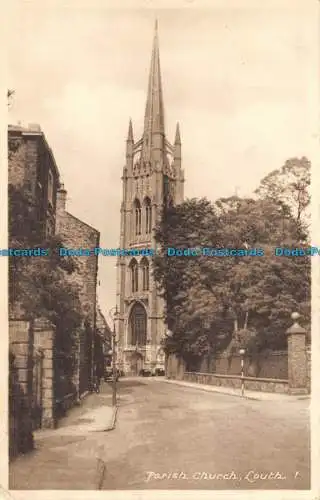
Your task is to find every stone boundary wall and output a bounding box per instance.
[166,317,310,395]
[183,372,289,394]
[214,350,288,379]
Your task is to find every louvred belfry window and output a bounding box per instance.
[163,175,170,206]
[144,197,152,234]
[133,199,141,235]
[129,259,139,293]
[141,258,149,291]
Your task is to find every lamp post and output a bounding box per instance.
[239,348,246,397]
[135,340,139,376]
[164,330,173,378]
[109,306,118,407]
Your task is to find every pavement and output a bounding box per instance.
[9,382,116,490]
[9,377,311,491]
[161,377,311,401]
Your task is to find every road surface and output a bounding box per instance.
[100,377,310,490]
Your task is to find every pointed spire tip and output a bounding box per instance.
[142,18,165,149]
[175,122,181,144]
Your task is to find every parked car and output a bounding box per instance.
[139,368,152,377]
[104,367,120,382]
[155,368,165,376]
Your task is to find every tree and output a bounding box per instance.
[9,184,83,388]
[8,89,15,108]
[8,184,78,309]
[153,193,311,365]
[255,157,311,239]
[153,198,223,362]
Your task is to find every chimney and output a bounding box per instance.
[28,123,41,132]
[56,183,67,212]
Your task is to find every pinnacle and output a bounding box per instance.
[174,122,181,145]
[127,118,133,142]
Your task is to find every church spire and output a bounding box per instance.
[142,19,165,160]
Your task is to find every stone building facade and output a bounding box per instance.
[55,185,100,395]
[8,124,61,319]
[8,124,62,450]
[8,123,60,240]
[8,123,101,445]
[116,22,185,375]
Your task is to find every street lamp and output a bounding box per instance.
[109,306,118,407]
[163,330,173,378]
[291,311,300,322]
[239,348,246,397]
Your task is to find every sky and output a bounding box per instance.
[7,1,318,320]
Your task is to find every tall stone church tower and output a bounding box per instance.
[116,21,184,375]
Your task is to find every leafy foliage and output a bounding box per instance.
[154,163,311,363]
[7,89,15,108]
[255,157,310,239]
[9,184,83,378]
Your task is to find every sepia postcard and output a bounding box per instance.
[1,0,319,499]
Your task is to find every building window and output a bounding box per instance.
[144,197,152,234]
[163,175,170,197]
[163,175,174,207]
[141,258,149,291]
[129,258,139,293]
[129,302,147,346]
[48,169,54,206]
[133,199,141,235]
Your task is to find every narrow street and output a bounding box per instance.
[9,377,310,490]
[102,378,310,490]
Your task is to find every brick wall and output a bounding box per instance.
[55,210,99,325]
[8,125,61,324]
[55,188,100,395]
[8,134,37,192]
[33,318,55,427]
[9,319,56,440]
[9,321,34,458]
[9,320,33,399]
[9,350,34,459]
[287,331,307,391]
[8,125,60,241]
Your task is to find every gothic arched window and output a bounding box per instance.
[144,197,152,234]
[129,258,139,293]
[133,199,141,236]
[163,175,170,197]
[129,302,147,346]
[141,257,149,291]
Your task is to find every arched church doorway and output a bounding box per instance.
[128,302,147,346]
[130,351,144,376]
